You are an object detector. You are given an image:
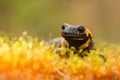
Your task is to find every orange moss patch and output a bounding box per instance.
[0,34,120,80]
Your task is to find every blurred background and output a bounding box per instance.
[0,0,120,42]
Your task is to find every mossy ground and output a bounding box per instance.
[0,32,120,80]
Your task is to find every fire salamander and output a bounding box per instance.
[49,23,106,61]
[61,23,94,53]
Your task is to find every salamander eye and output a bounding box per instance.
[62,25,65,30]
[62,23,69,30]
[78,26,85,33]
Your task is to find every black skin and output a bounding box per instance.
[61,24,95,57]
[61,24,94,52]
[49,24,106,61]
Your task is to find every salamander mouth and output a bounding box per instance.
[62,32,86,40]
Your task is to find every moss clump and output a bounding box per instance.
[0,32,120,80]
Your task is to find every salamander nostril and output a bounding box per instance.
[78,26,85,33]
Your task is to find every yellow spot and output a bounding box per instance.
[79,39,91,49]
[71,38,83,40]
[85,28,93,37]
